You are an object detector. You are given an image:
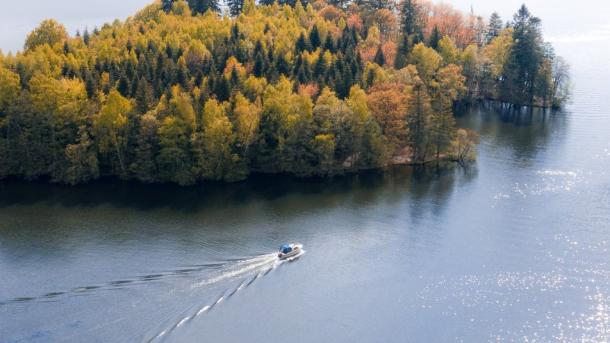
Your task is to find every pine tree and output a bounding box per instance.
[501,5,544,105]
[295,33,310,53]
[187,0,220,14]
[215,76,231,101]
[313,55,327,82]
[428,26,441,50]
[135,78,154,114]
[394,35,411,69]
[83,29,90,46]
[253,52,266,77]
[323,35,336,53]
[486,12,503,44]
[227,0,244,16]
[161,0,175,12]
[373,45,386,66]
[117,73,131,97]
[399,0,423,39]
[309,25,321,50]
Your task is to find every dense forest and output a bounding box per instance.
[0,0,568,185]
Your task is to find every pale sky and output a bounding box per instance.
[1,0,609,53]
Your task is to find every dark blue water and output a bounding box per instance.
[1,40,609,342]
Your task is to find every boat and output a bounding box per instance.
[278,243,303,260]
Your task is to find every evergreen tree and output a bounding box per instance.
[131,114,160,182]
[295,33,310,53]
[187,0,220,14]
[399,0,424,39]
[501,5,544,105]
[135,78,154,114]
[313,55,327,82]
[323,35,336,53]
[373,46,386,66]
[428,26,441,50]
[227,0,244,16]
[83,29,90,46]
[309,25,321,50]
[162,0,175,12]
[486,12,503,44]
[394,35,411,69]
[407,80,432,162]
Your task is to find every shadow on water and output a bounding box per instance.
[0,166,471,213]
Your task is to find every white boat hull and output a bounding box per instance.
[278,244,303,260]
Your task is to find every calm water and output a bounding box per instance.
[1,39,610,342]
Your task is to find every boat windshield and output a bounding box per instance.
[280,244,292,253]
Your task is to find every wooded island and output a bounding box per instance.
[0,0,568,185]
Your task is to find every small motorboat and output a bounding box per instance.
[278,243,303,260]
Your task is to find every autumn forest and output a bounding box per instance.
[0,0,568,185]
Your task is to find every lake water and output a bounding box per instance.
[1,38,610,343]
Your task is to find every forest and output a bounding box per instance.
[0,0,569,185]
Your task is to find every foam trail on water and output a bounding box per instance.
[192,254,278,288]
[147,250,305,343]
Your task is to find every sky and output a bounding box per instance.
[1,0,609,53]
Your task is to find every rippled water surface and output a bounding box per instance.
[1,41,609,342]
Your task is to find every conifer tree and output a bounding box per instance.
[428,26,441,50]
[486,12,503,44]
[309,25,321,50]
[323,35,336,53]
[227,0,244,16]
[373,46,386,66]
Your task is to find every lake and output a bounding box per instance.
[1,39,610,343]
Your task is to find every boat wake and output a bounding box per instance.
[145,249,305,343]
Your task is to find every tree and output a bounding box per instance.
[312,134,335,174]
[193,99,239,180]
[162,0,176,12]
[227,0,245,16]
[295,33,310,53]
[309,25,321,50]
[437,36,460,65]
[187,0,220,14]
[428,25,441,50]
[135,78,155,114]
[452,128,479,165]
[373,45,386,66]
[24,19,68,51]
[486,12,503,44]
[399,0,423,38]
[550,56,570,108]
[0,66,20,113]
[157,116,195,185]
[410,43,442,84]
[95,89,133,176]
[367,83,409,152]
[131,114,160,183]
[233,92,262,155]
[407,79,432,162]
[64,126,99,185]
[500,5,544,105]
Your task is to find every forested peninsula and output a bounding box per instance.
[0,0,568,185]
